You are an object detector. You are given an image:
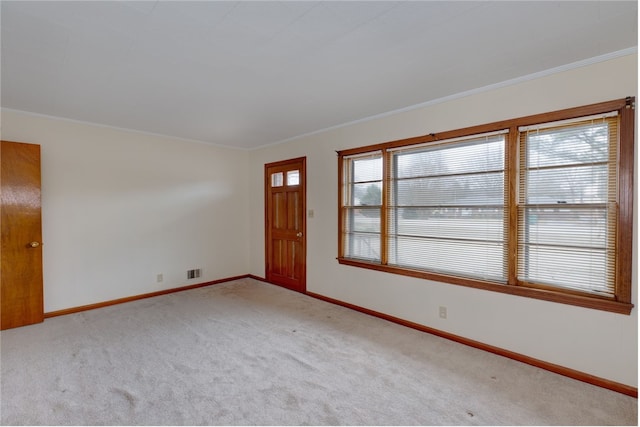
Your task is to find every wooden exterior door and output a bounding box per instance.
[265,157,306,292]
[1,141,44,330]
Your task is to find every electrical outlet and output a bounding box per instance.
[439,306,447,319]
[156,273,163,283]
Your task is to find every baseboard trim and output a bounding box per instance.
[44,274,251,318]
[303,289,638,398]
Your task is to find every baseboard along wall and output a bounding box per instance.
[44,274,637,398]
[44,275,251,318]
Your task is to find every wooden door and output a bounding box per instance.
[1,141,44,330]
[265,157,306,292]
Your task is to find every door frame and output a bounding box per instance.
[264,156,307,292]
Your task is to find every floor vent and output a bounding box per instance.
[187,269,201,279]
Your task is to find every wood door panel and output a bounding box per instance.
[290,240,302,281]
[271,239,285,276]
[287,191,300,230]
[273,192,286,229]
[265,158,306,292]
[269,238,302,285]
[1,141,44,330]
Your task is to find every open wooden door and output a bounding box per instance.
[1,140,44,330]
[265,157,306,292]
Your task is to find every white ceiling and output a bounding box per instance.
[1,1,637,150]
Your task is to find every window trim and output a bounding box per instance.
[337,98,635,315]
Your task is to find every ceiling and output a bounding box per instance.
[1,1,637,150]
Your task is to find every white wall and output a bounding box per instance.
[248,53,638,387]
[1,111,250,312]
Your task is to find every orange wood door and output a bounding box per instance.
[1,140,44,330]
[265,157,306,292]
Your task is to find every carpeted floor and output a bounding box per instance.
[1,278,637,425]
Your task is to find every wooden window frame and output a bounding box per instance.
[337,98,635,315]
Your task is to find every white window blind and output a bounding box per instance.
[518,114,618,296]
[387,132,508,282]
[342,152,383,262]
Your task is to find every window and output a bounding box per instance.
[271,172,284,187]
[518,114,618,297]
[338,98,634,314]
[388,132,507,282]
[287,170,300,186]
[272,170,300,187]
[342,153,383,262]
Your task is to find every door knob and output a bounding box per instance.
[29,241,41,248]
[296,232,303,238]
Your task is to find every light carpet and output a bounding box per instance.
[1,278,637,425]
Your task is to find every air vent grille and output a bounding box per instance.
[187,269,201,279]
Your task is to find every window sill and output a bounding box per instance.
[337,257,634,315]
